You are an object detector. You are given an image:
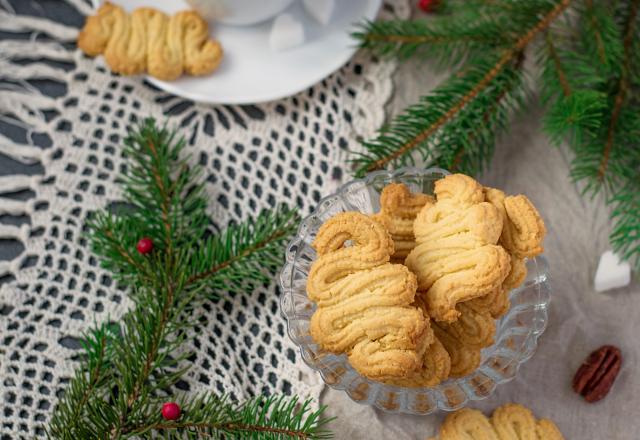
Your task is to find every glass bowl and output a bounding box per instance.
[279,167,551,415]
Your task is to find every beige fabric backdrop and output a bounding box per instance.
[321,34,640,440]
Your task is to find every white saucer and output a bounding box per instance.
[90,0,381,104]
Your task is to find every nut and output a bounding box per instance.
[573,345,622,403]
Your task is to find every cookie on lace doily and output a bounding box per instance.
[0,0,409,437]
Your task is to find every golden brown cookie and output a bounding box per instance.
[483,187,507,224]
[407,241,510,322]
[406,174,510,322]
[77,2,120,57]
[372,183,434,261]
[501,195,546,258]
[377,183,435,219]
[143,8,183,80]
[78,2,223,81]
[484,187,545,259]
[502,254,528,290]
[470,187,544,318]
[465,287,505,319]
[413,200,504,250]
[439,303,495,349]
[535,419,565,440]
[466,255,526,318]
[492,404,565,440]
[384,337,451,388]
[439,408,499,440]
[307,212,432,380]
[435,173,485,206]
[432,324,481,378]
[432,403,565,440]
[491,403,538,440]
[383,295,451,387]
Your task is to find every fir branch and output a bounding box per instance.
[579,0,624,74]
[185,206,299,293]
[105,282,193,439]
[186,206,299,288]
[121,119,209,250]
[88,213,153,284]
[543,90,607,146]
[353,18,506,64]
[610,179,640,267]
[569,104,640,193]
[566,0,640,193]
[538,29,607,105]
[47,120,323,439]
[442,54,525,174]
[597,84,626,181]
[353,0,568,63]
[353,0,571,176]
[47,323,115,440]
[123,395,332,439]
[544,32,571,97]
[596,0,639,183]
[583,0,608,65]
[539,26,608,147]
[355,0,640,268]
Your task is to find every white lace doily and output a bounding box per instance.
[0,0,408,437]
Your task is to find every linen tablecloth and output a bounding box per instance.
[0,2,638,439]
[323,57,640,440]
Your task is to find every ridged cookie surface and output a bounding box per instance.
[307,212,432,380]
[431,403,564,440]
[406,174,510,322]
[383,296,451,387]
[502,195,546,258]
[78,2,223,81]
[383,337,451,387]
[438,303,495,349]
[372,183,434,261]
[492,403,564,440]
[491,403,539,440]
[432,324,481,378]
[472,187,546,318]
[439,408,499,440]
[535,419,565,440]
[466,254,526,318]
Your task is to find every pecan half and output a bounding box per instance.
[573,345,622,403]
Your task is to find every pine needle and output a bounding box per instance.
[47,120,322,439]
[355,0,640,268]
[352,0,571,176]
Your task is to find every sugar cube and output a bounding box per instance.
[594,250,631,292]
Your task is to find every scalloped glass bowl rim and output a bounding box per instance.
[279,167,551,415]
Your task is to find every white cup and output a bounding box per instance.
[187,0,295,26]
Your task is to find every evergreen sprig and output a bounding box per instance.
[123,395,333,439]
[542,0,640,267]
[185,206,298,294]
[47,323,117,438]
[47,119,329,439]
[352,51,526,176]
[353,0,640,268]
[353,17,507,65]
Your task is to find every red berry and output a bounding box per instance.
[418,0,437,12]
[161,402,181,421]
[136,237,154,255]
